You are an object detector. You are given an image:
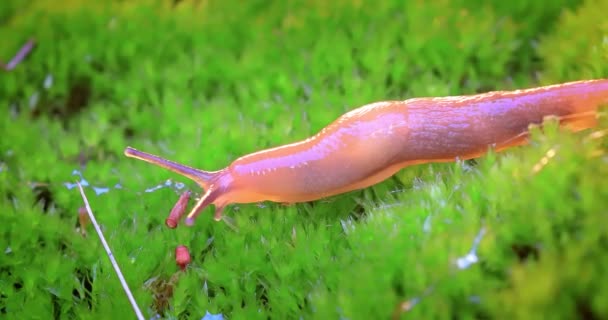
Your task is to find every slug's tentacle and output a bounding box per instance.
[183,186,222,225]
[124,147,218,189]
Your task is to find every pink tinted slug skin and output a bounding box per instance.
[124,79,608,225]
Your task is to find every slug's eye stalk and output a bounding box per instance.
[124,147,218,190]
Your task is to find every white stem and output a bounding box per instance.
[77,182,145,320]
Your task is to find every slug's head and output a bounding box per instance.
[124,146,233,225]
[183,172,234,225]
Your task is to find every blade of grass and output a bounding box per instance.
[77,182,145,320]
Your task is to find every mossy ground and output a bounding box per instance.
[1,0,607,319]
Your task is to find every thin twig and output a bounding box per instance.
[2,39,36,71]
[77,182,145,320]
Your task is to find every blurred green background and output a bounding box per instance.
[1,0,608,319]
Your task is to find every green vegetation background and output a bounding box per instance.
[1,0,607,319]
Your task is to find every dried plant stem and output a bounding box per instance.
[2,39,36,71]
[77,182,145,320]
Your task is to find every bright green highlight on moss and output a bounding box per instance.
[1,0,607,319]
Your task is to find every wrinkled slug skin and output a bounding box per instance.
[227,80,608,202]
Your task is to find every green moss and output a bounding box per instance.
[1,0,606,319]
[537,0,608,81]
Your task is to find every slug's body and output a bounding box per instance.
[125,79,608,225]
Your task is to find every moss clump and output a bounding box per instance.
[1,0,606,319]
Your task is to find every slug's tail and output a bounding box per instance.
[124,146,218,189]
[560,79,608,131]
[496,80,608,152]
[558,111,599,132]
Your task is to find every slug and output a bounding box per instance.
[125,79,608,225]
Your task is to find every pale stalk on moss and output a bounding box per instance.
[77,182,145,320]
[2,39,36,71]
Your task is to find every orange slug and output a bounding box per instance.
[125,79,608,225]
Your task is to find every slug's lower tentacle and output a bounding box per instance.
[184,187,221,226]
[213,204,226,222]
